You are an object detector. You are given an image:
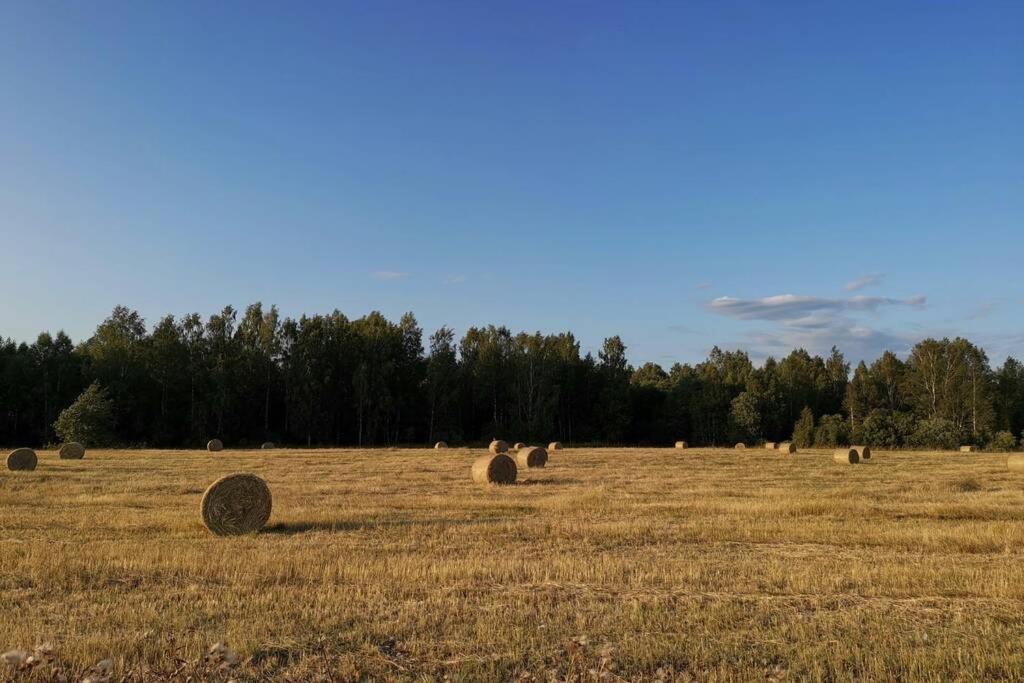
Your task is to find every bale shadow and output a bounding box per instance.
[518,477,582,486]
[263,516,507,535]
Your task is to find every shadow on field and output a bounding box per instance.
[263,516,511,535]
[518,477,582,486]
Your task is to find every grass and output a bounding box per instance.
[3,446,1024,680]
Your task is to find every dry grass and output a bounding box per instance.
[3,447,1024,680]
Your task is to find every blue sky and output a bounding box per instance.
[1,1,1021,366]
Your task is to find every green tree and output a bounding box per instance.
[54,382,115,446]
[792,406,815,448]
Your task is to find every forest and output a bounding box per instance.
[2,304,1023,450]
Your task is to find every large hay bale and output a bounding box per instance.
[200,473,272,536]
[960,445,976,453]
[833,448,860,464]
[778,442,796,454]
[675,441,688,449]
[434,441,448,449]
[853,445,871,460]
[261,442,275,449]
[516,446,548,469]
[471,453,517,485]
[734,443,746,450]
[548,441,563,451]
[764,442,777,450]
[513,442,526,450]
[59,442,86,459]
[488,439,509,454]
[1007,454,1024,472]
[207,439,224,452]
[6,448,37,471]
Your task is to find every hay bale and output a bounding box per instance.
[960,445,976,453]
[1007,454,1024,472]
[778,442,796,454]
[59,442,86,459]
[734,443,746,450]
[675,441,688,449]
[489,439,509,454]
[207,439,224,452]
[200,473,272,536]
[764,442,777,450]
[513,442,526,450]
[471,453,517,485]
[6,448,37,471]
[434,441,448,449]
[853,445,871,460]
[261,442,275,449]
[833,448,859,464]
[548,441,563,451]
[516,446,548,469]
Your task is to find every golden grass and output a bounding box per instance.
[3,447,1024,680]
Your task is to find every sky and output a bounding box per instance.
[1,1,1022,367]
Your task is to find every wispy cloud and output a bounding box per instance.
[706,291,927,362]
[707,294,926,321]
[695,281,713,290]
[371,270,409,281]
[445,274,467,285]
[845,272,885,292]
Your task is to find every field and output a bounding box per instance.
[3,446,1024,681]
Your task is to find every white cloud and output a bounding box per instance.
[707,293,925,321]
[845,272,885,292]
[370,270,409,281]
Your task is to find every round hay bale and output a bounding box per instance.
[548,441,562,451]
[6,448,37,471]
[207,439,224,452]
[434,441,448,449]
[734,443,746,450]
[516,446,548,469]
[853,445,871,460]
[674,441,688,449]
[1007,454,1024,472]
[833,448,859,464]
[960,445,976,453]
[513,442,526,450]
[58,442,86,459]
[261,442,275,449]
[200,473,272,536]
[488,439,509,454]
[471,453,517,485]
[778,442,796,454]
[764,442,777,450]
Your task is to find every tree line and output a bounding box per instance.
[2,304,1023,451]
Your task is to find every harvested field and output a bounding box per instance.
[2,447,1024,680]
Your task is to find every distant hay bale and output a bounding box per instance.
[764,442,777,450]
[6,448,37,471]
[261,442,275,449]
[734,443,746,450]
[960,445,977,453]
[513,442,526,450]
[59,442,86,459]
[833,448,860,464]
[516,446,548,469]
[548,441,563,451]
[207,439,224,452]
[200,473,272,536]
[853,445,871,460]
[1007,454,1024,472]
[489,439,509,454]
[675,441,688,449]
[778,442,796,454]
[471,453,517,485]
[434,441,448,449]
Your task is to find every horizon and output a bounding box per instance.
[2,2,1021,365]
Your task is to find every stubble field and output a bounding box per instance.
[3,446,1024,681]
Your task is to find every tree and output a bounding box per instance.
[814,414,850,447]
[792,407,815,448]
[54,382,115,446]
[425,326,459,444]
